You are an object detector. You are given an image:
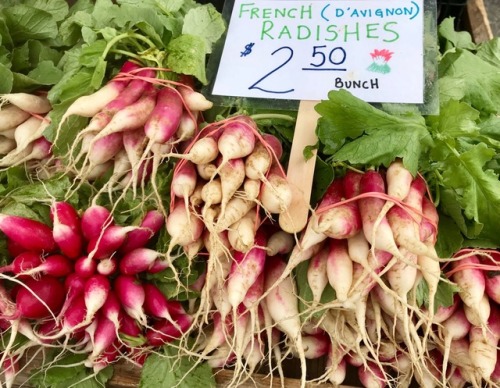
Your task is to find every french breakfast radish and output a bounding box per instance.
[0,214,56,253]
[1,93,51,114]
[0,105,30,132]
[144,86,183,144]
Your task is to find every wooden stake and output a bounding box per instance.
[279,100,320,234]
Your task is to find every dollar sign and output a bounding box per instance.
[240,42,255,57]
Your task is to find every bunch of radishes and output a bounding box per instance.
[0,93,53,168]
[0,202,194,387]
[58,60,213,196]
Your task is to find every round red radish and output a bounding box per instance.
[0,251,42,274]
[16,276,65,319]
[0,214,56,253]
[145,314,192,346]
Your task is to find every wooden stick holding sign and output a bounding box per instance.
[279,100,319,233]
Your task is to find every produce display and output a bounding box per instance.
[0,1,499,387]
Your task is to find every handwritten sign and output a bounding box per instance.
[212,0,424,104]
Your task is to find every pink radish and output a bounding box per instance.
[463,293,490,327]
[291,331,329,359]
[307,245,329,305]
[176,110,198,141]
[452,255,485,308]
[485,271,500,304]
[326,238,353,303]
[96,257,117,276]
[172,161,197,210]
[227,231,267,308]
[178,87,213,111]
[86,225,138,260]
[57,273,86,320]
[114,275,147,325]
[245,142,272,180]
[0,105,30,131]
[50,201,83,259]
[201,178,222,207]
[358,361,387,388]
[75,255,97,278]
[181,136,219,165]
[469,325,498,380]
[227,208,256,253]
[146,314,193,346]
[120,210,164,252]
[327,356,347,386]
[87,132,123,165]
[81,205,113,241]
[143,283,187,331]
[217,120,256,163]
[84,274,110,323]
[1,93,51,114]
[88,312,118,361]
[262,133,283,160]
[21,254,73,277]
[119,312,143,338]
[358,170,400,256]
[420,196,439,243]
[219,158,246,216]
[144,86,183,144]
[266,230,294,256]
[342,169,363,198]
[166,201,204,247]
[119,248,160,275]
[432,294,460,323]
[3,356,19,388]
[260,172,293,214]
[16,276,65,319]
[0,214,56,253]
[403,175,427,224]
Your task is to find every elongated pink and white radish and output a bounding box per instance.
[358,170,400,257]
[264,256,307,387]
[227,231,267,308]
[215,198,256,232]
[219,158,246,217]
[469,325,498,381]
[485,271,500,304]
[83,274,111,324]
[118,248,160,275]
[114,275,147,326]
[227,209,256,253]
[146,314,193,346]
[260,172,293,215]
[178,87,213,111]
[176,110,198,141]
[119,210,164,253]
[143,283,187,330]
[439,306,471,384]
[266,230,294,256]
[0,252,42,275]
[20,254,73,278]
[358,361,388,388]
[245,142,272,180]
[1,93,51,114]
[0,214,56,253]
[172,161,197,212]
[0,105,30,132]
[326,239,353,303]
[451,255,485,309]
[217,120,256,165]
[167,201,204,248]
[144,86,183,144]
[88,312,118,361]
[179,136,219,165]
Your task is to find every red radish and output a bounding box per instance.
[81,205,113,241]
[12,136,52,165]
[114,275,147,325]
[227,231,267,308]
[50,201,83,259]
[217,120,256,163]
[96,257,117,276]
[342,169,363,199]
[119,312,143,338]
[358,170,400,257]
[326,239,353,303]
[143,283,187,327]
[84,274,111,323]
[172,161,197,209]
[308,245,329,306]
[0,104,30,131]
[57,273,86,320]
[0,251,42,274]
[199,311,233,355]
[102,290,121,330]
[144,86,183,144]
[1,93,51,114]
[3,356,19,388]
[403,176,427,224]
[146,314,193,346]
[16,276,65,319]
[87,225,138,260]
[120,210,164,252]
[420,196,439,243]
[75,255,97,278]
[178,87,213,111]
[21,254,73,277]
[88,313,118,361]
[119,248,160,275]
[0,214,56,253]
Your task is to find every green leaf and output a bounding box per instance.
[0,63,13,93]
[182,4,225,54]
[91,58,107,89]
[11,42,30,72]
[3,5,58,43]
[440,143,500,244]
[434,214,464,258]
[79,40,107,67]
[166,34,208,84]
[58,10,94,46]
[12,71,43,93]
[438,17,475,51]
[476,37,500,67]
[28,40,63,68]
[310,157,334,207]
[426,99,480,140]
[27,60,63,85]
[0,16,13,49]
[140,346,215,388]
[23,0,69,22]
[415,277,459,312]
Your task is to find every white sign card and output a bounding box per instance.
[212,0,424,103]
